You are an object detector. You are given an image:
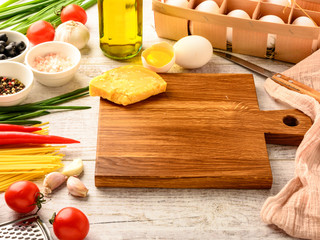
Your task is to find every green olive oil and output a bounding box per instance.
[98,0,143,60]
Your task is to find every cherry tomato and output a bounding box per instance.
[26,20,55,45]
[5,181,42,213]
[52,207,89,240]
[60,4,87,25]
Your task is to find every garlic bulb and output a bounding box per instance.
[43,172,67,195]
[67,176,88,198]
[54,20,90,49]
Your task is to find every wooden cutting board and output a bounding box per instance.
[95,73,312,189]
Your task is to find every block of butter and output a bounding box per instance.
[89,65,167,106]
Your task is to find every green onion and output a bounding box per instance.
[0,112,22,120]
[0,0,97,31]
[1,105,91,113]
[46,92,89,105]
[0,0,21,8]
[12,0,83,34]
[0,0,49,13]
[0,0,57,20]
[10,110,50,120]
[0,120,42,125]
[81,0,97,10]
[0,12,31,30]
[0,86,91,124]
[16,86,89,108]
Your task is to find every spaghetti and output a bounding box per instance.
[0,123,65,191]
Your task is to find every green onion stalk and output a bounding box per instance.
[0,0,97,31]
[0,87,91,125]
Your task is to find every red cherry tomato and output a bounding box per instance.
[5,181,42,213]
[60,4,87,25]
[52,207,89,240]
[26,20,55,45]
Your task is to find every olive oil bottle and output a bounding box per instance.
[98,0,142,60]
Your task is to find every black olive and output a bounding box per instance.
[0,44,4,53]
[7,41,16,47]
[0,40,5,46]
[0,33,8,42]
[5,44,16,57]
[16,41,26,52]
[0,54,7,60]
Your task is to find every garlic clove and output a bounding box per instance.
[61,158,84,177]
[43,172,67,196]
[67,176,88,198]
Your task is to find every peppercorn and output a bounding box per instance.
[0,76,25,96]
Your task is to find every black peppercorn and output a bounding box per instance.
[0,76,25,96]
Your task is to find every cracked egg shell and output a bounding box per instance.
[141,42,175,73]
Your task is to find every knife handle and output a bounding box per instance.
[271,73,320,103]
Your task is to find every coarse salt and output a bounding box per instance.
[33,53,73,73]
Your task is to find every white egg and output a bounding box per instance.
[195,0,219,12]
[265,0,290,6]
[292,16,317,51]
[259,15,285,48]
[174,35,213,69]
[166,0,189,8]
[259,15,285,24]
[190,0,220,34]
[226,10,251,43]
[292,16,316,27]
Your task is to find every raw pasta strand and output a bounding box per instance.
[0,144,65,191]
[0,145,65,155]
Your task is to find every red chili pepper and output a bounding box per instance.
[0,124,42,132]
[0,132,80,145]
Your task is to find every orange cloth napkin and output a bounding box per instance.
[261,50,320,239]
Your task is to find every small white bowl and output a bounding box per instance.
[25,41,81,87]
[0,61,34,106]
[0,30,30,63]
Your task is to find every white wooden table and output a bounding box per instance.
[0,1,302,239]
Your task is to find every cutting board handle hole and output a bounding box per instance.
[283,115,299,127]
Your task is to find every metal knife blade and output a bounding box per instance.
[212,50,275,78]
[212,49,320,103]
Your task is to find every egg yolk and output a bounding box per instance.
[145,49,173,68]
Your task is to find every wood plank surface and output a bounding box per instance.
[0,0,308,239]
[95,73,311,189]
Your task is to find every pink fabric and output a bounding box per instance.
[261,50,320,239]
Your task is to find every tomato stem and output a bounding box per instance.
[49,212,56,225]
[35,192,46,213]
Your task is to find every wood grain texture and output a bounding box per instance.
[95,73,311,189]
[0,160,299,240]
